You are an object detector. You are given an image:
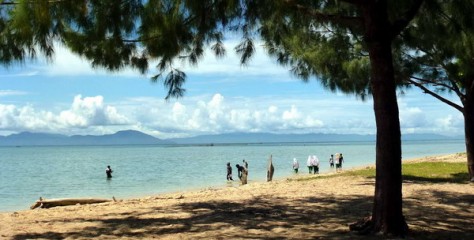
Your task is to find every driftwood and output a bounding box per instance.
[267,154,274,182]
[30,197,114,209]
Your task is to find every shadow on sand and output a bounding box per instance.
[12,187,474,240]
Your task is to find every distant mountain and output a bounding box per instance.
[169,132,462,144]
[0,130,462,146]
[0,130,174,146]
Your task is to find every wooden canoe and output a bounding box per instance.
[30,197,114,209]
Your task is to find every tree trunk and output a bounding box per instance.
[353,1,407,236]
[463,93,474,181]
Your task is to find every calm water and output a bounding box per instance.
[0,140,465,212]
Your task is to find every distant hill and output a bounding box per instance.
[0,130,174,146]
[169,132,461,144]
[0,130,462,146]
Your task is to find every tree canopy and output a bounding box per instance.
[399,0,474,180]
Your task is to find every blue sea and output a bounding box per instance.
[0,139,465,212]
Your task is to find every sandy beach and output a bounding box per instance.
[1,153,473,240]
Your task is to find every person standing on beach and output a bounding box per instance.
[335,153,343,171]
[106,165,113,178]
[312,155,320,174]
[292,158,299,173]
[307,155,313,174]
[226,162,234,181]
[329,154,335,168]
[236,164,247,184]
[339,153,344,169]
[236,164,243,180]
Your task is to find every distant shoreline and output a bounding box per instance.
[0,130,463,146]
[0,138,465,148]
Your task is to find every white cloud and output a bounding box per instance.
[0,90,28,97]
[58,95,129,127]
[28,41,291,83]
[400,107,426,128]
[32,44,143,78]
[397,98,464,136]
[0,95,129,134]
[0,91,466,138]
[435,115,464,133]
[0,71,39,77]
[178,40,291,80]
[120,93,338,138]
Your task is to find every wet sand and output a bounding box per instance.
[1,153,473,239]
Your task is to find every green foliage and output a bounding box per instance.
[288,161,468,184]
[255,1,372,99]
[0,0,87,66]
[401,0,474,104]
[62,0,143,72]
[402,162,468,183]
[1,0,430,101]
[342,161,468,183]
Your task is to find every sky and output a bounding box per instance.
[0,41,465,139]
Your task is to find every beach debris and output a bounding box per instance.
[30,197,113,209]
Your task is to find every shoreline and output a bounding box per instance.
[1,153,471,239]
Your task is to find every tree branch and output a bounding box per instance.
[410,75,462,95]
[1,1,16,5]
[284,0,363,29]
[1,0,66,5]
[339,0,367,5]
[406,45,465,99]
[408,77,464,112]
[390,0,424,38]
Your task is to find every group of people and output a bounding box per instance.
[329,153,344,171]
[227,159,249,184]
[292,153,344,174]
[307,155,320,174]
[292,155,320,174]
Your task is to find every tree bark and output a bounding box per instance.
[354,0,407,236]
[463,93,474,181]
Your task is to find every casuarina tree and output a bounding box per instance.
[398,1,474,181]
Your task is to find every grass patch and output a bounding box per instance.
[402,162,468,183]
[291,162,469,184]
[342,167,376,178]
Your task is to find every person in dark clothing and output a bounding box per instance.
[235,164,248,184]
[106,165,113,178]
[339,153,344,169]
[236,164,243,180]
[226,162,234,181]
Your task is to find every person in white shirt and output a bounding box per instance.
[311,155,320,174]
[292,158,299,173]
[307,155,313,174]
